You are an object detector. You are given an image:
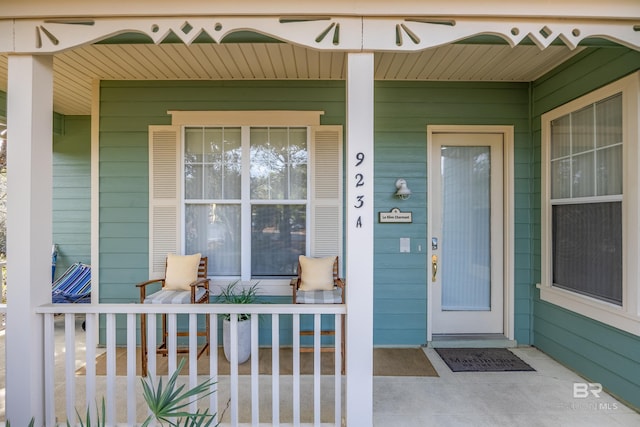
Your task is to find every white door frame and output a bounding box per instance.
[426,125,515,342]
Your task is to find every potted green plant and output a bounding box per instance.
[216,281,260,364]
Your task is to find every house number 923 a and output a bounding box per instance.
[354,152,365,228]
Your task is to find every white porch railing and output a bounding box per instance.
[35,303,345,427]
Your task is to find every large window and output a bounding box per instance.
[540,72,640,335]
[184,126,308,278]
[549,94,623,305]
[148,111,343,286]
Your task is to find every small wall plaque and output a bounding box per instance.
[379,208,412,223]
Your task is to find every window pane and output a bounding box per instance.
[552,202,622,305]
[185,165,203,200]
[572,105,594,155]
[204,165,222,200]
[251,127,281,199]
[185,128,203,199]
[572,152,594,198]
[597,145,622,196]
[185,128,203,163]
[250,127,307,200]
[185,204,241,276]
[222,129,242,199]
[596,93,622,148]
[551,158,571,199]
[203,128,223,163]
[551,115,571,160]
[289,128,308,200]
[263,128,288,199]
[200,128,241,200]
[251,205,306,276]
[550,94,623,202]
[185,127,241,200]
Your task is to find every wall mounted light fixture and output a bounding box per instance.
[394,178,412,200]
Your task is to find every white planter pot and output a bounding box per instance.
[223,317,252,364]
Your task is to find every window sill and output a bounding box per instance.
[537,283,640,336]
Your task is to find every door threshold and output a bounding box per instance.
[427,334,517,348]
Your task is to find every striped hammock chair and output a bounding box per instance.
[52,262,91,304]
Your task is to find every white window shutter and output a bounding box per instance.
[148,125,181,277]
[310,125,343,260]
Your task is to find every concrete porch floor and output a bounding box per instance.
[0,316,639,426]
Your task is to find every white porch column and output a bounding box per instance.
[5,54,54,425]
[345,52,374,426]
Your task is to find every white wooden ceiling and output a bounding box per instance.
[0,43,581,116]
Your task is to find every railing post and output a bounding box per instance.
[345,51,375,426]
[5,54,54,426]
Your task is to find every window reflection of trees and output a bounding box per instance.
[250,127,307,200]
[184,127,242,200]
[184,126,308,277]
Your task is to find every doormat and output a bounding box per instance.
[434,348,535,372]
[374,348,438,377]
[78,347,438,377]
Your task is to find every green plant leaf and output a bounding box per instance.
[216,281,261,320]
[63,397,106,427]
[141,358,218,426]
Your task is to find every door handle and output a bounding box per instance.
[432,254,438,282]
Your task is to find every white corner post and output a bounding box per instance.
[5,54,54,426]
[345,52,374,425]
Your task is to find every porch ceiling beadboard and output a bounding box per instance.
[5,6,640,117]
[0,43,581,116]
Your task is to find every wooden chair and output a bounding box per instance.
[292,255,345,373]
[136,254,210,376]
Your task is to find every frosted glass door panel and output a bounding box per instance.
[430,131,504,335]
[441,146,491,311]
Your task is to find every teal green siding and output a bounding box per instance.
[63,52,640,410]
[53,116,91,275]
[98,80,346,305]
[532,47,640,410]
[374,81,533,345]
[534,301,640,409]
[98,81,346,342]
[99,80,534,346]
[15,45,639,409]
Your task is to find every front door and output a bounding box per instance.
[430,132,504,334]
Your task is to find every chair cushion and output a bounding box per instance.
[144,288,207,304]
[298,255,335,291]
[164,253,201,291]
[295,288,343,304]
